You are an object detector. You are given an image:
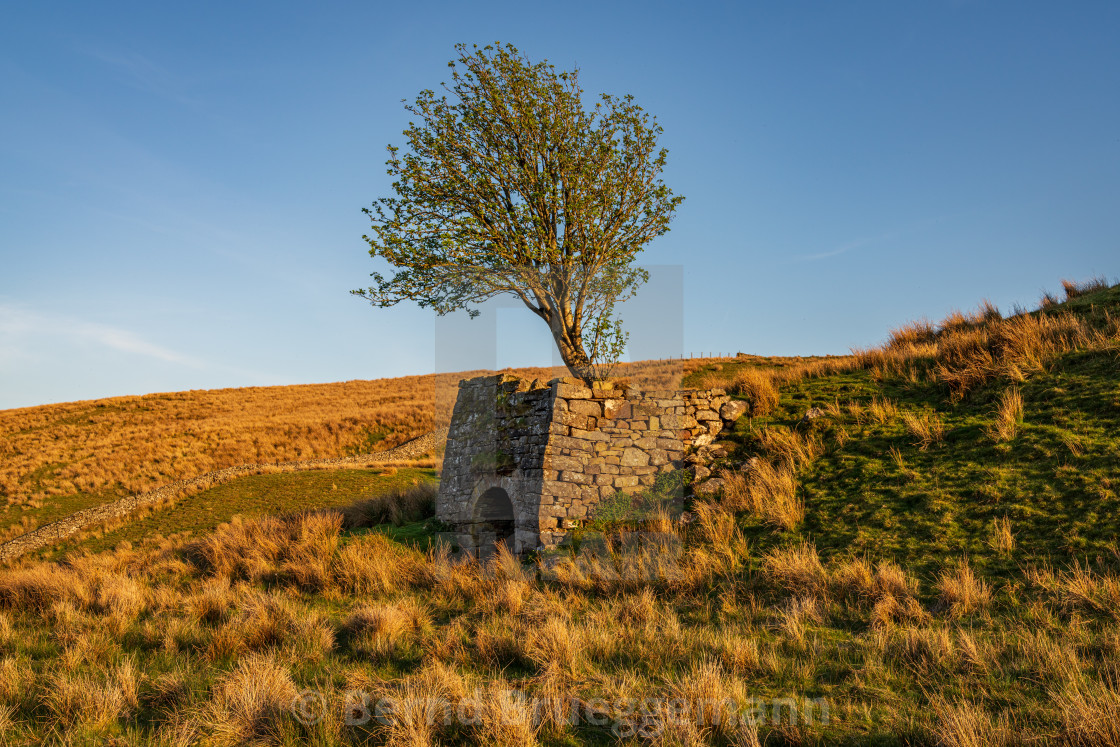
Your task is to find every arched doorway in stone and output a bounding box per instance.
[472,484,515,558]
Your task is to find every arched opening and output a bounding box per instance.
[474,486,515,555]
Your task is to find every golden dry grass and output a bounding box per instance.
[725,368,780,417]
[985,388,1024,442]
[900,409,946,450]
[0,491,1115,743]
[781,282,1120,400]
[720,464,803,531]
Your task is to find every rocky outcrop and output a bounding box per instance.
[0,428,448,563]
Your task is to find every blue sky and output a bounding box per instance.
[1,1,1117,409]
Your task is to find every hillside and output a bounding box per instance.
[0,360,692,544]
[0,277,1116,745]
[684,276,1120,576]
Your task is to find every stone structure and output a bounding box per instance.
[437,374,745,557]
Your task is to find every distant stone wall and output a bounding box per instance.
[437,375,744,556]
[0,428,448,563]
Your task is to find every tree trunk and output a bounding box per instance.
[549,323,594,384]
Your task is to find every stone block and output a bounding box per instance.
[568,399,603,417]
[561,470,592,485]
[548,422,570,437]
[621,447,650,467]
[662,413,698,429]
[614,475,639,488]
[542,480,581,500]
[555,382,592,399]
[602,399,631,419]
[545,454,584,472]
[720,400,748,421]
[549,435,589,451]
[515,529,539,548]
[539,531,564,548]
[555,409,590,430]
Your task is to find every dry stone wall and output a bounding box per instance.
[0,428,448,563]
[437,374,742,557]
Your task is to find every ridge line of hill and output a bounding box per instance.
[0,427,448,563]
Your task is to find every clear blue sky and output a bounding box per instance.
[1,1,1117,409]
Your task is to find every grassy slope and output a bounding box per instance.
[44,467,439,560]
[688,281,1120,577]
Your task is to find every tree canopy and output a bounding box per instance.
[354,42,683,383]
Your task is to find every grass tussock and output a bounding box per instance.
[337,481,438,529]
[828,280,1119,399]
[1062,275,1112,301]
[721,465,803,531]
[936,560,992,618]
[986,388,1024,442]
[901,409,946,450]
[202,653,299,745]
[1054,676,1120,746]
[987,517,1016,555]
[726,368,780,417]
[935,311,1104,398]
[929,697,1014,747]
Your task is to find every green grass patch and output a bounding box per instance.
[49,467,437,558]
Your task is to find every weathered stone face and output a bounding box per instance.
[436,374,743,558]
